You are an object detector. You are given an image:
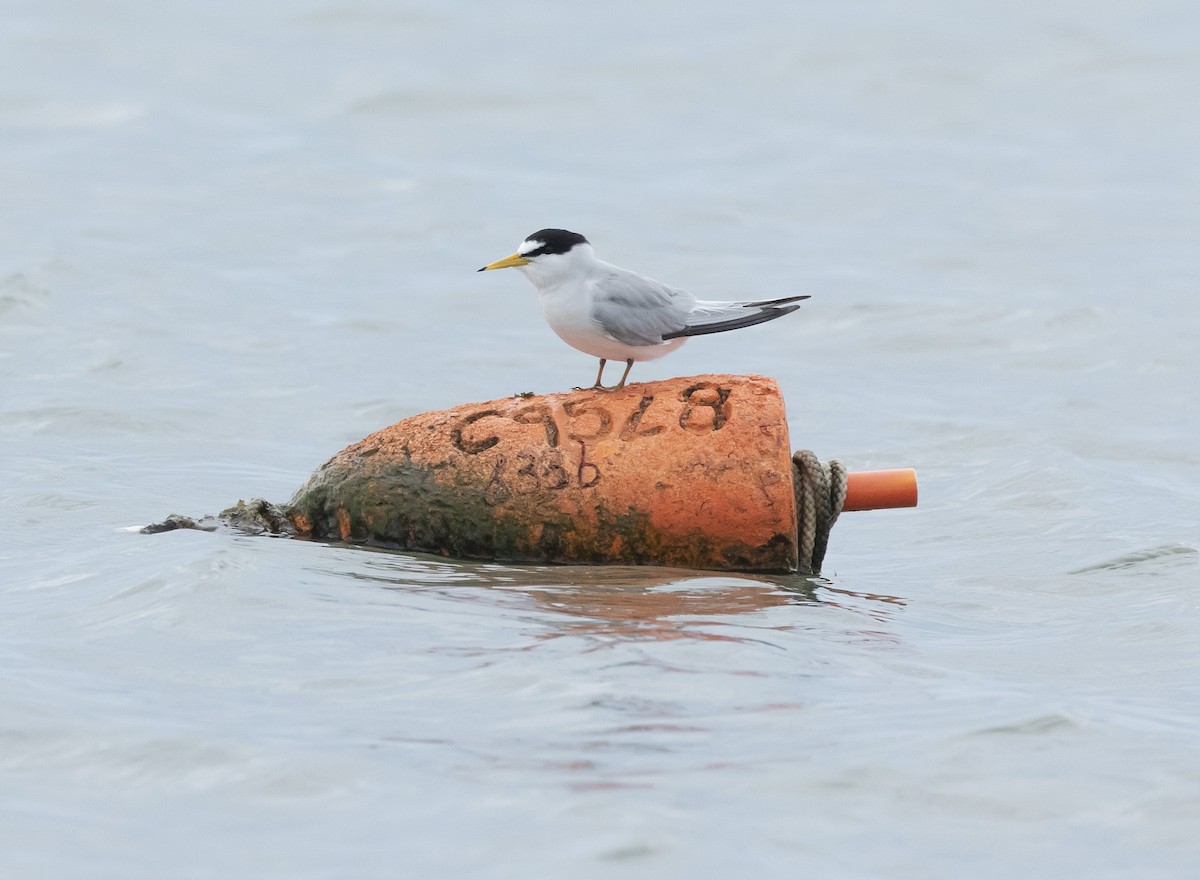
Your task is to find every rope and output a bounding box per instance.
[792,450,848,576]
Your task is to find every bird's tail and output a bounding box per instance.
[661,295,810,339]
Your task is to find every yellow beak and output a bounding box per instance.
[478,252,531,272]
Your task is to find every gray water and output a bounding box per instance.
[3,1,1198,877]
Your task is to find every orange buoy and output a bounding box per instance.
[288,375,796,570]
[284,374,917,572]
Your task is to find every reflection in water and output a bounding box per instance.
[319,543,906,641]
[523,580,805,646]
[817,584,909,623]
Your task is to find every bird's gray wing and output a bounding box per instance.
[661,295,810,339]
[589,268,695,346]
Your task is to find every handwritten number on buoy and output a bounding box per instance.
[513,448,595,491]
[484,455,511,505]
[453,386,731,476]
[562,400,613,441]
[619,394,664,440]
[451,409,502,454]
[543,449,570,489]
[511,403,559,448]
[577,441,601,488]
[679,384,732,432]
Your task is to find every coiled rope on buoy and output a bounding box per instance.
[792,450,847,576]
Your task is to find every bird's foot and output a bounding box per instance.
[578,359,632,392]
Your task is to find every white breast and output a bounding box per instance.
[538,285,686,363]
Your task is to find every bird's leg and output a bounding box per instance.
[575,359,608,391]
[579,358,634,392]
[612,358,634,389]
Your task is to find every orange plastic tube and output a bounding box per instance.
[843,468,918,512]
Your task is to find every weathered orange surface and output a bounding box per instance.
[287,374,799,571]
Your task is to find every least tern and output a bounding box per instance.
[479,228,810,390]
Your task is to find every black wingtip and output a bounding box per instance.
[746,294,811,306]
[662,303,804,340]
[476,266,487,272]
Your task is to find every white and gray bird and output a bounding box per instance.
[479,228,810,390]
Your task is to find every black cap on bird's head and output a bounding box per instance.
[518,229,589,258]
[478,229,590,272]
